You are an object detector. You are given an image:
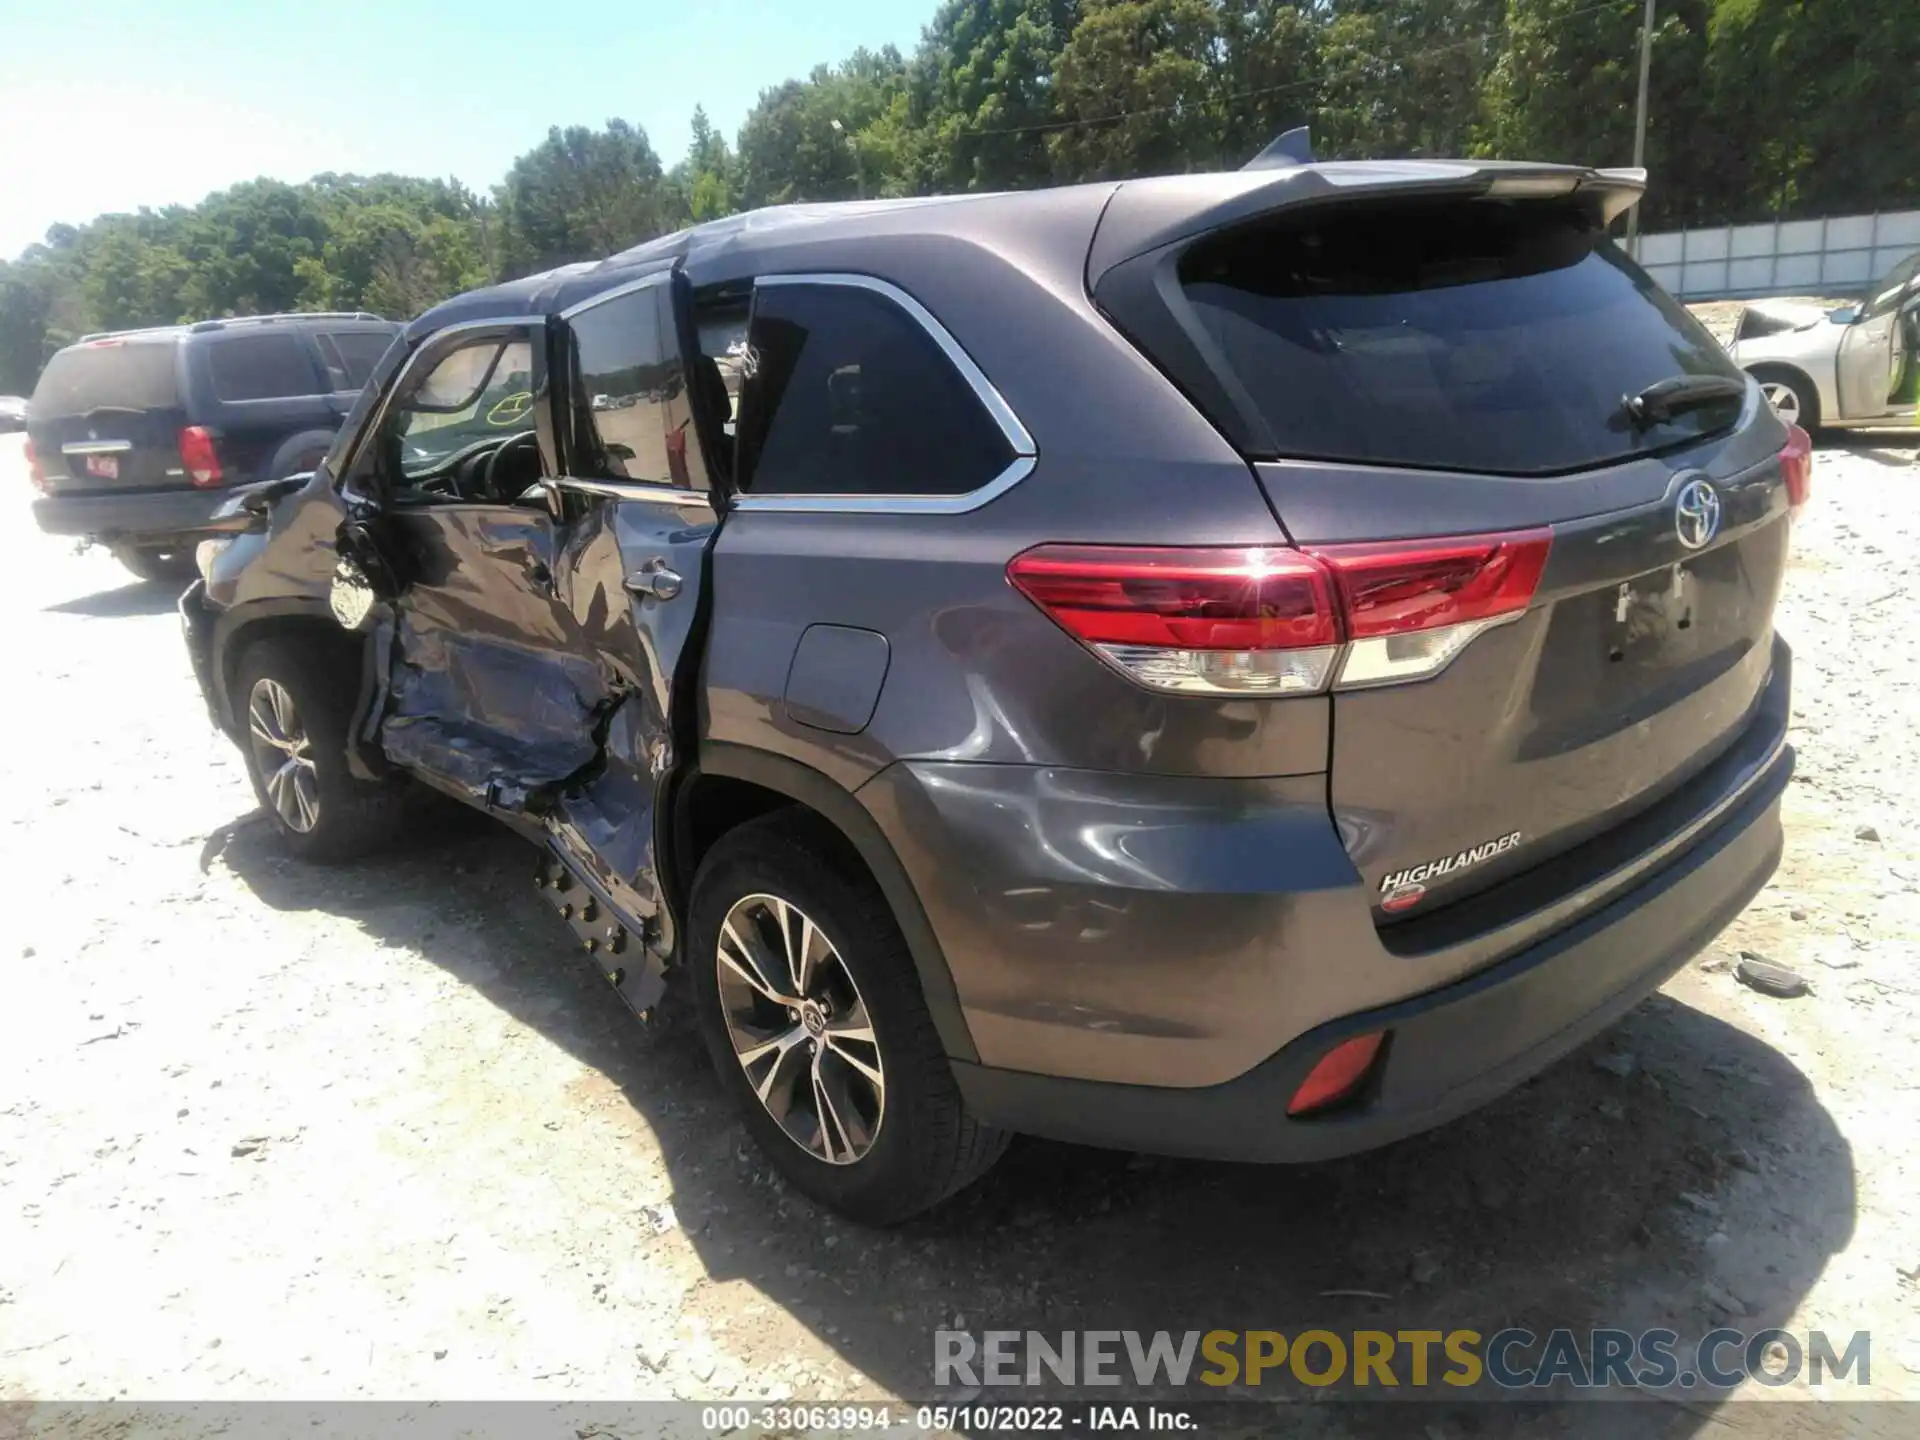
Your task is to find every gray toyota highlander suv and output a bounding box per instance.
[179,155,1807,1223]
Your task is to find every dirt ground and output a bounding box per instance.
[2,429,1917,1436]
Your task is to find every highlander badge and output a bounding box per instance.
[1380,831,1524,913]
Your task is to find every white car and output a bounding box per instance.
[1727,249,1920,430]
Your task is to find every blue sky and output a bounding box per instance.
[0,0,931,259]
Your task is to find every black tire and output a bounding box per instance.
[234,638,411,861]
[112,543,197,583]
[1749,366,1820,432]
[688,811,1009,1224]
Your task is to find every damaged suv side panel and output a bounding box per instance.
[308,267,722,1011]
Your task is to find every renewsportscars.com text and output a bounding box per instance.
[934,1328,1870,1392]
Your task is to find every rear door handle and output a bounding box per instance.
[624,561,682,601]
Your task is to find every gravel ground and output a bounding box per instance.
[1,430,1917,1437]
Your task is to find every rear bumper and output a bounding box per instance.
[954,736,1786,1160]
[32,486,226,543]
[866,637,1794,1162]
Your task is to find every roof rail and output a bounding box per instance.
[79,311,387,342]
[77,324,185,343]
[188,310,388,333]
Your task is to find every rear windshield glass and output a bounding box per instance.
[207,333,322,401]
[31,340,180,417]
[1177,199,1745,474]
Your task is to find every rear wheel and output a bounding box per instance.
[688,812,1009,1224]
[1752,367,1819,431]
[112,543,197,583]
[235,639,411,861]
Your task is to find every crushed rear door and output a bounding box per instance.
[1094,178,1795,920]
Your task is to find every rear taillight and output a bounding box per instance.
[179,425,222,488]
[1007,529,1552,696]
[24,438,50,495]
[1287,1032,1386,1117]
[1005,545,1342,695]
[1780,423,1813,521]
[1313,529,1552,691]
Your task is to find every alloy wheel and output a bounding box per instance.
[715,892,885,1165]
[247,678,320,833]
[1761,380,1802,427]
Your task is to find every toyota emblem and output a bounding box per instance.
[1674,477,1721,551]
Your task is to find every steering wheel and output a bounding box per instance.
[480,431,542,503]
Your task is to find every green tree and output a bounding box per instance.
[1048,0,1218,180]
[910,0,1079,191]
[495,120,669,274]
[737,48,910,206]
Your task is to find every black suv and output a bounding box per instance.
[27,312,400,579]
[181,158,1804,1223]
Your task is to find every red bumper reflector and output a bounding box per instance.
[1286,1032,1386,1117]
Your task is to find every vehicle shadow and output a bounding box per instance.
[42,579,187,618]
[209,813,1858,1437]
[1816,430,1917,467]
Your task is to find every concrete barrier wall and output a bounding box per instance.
[1636,210,1920,300]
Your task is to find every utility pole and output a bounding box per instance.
[830,119,866,200]
[1626,0,1656,258]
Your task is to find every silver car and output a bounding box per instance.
[1728,248,1920,430]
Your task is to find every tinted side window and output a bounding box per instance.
[319,330,395,390]
[735,284,1013,497]
[206,333,323,402]
[568,285,702,487]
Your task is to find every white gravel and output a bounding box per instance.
[1,430,1916,1431]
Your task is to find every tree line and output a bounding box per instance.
[4,0,1915,394]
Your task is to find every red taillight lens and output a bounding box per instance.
[1007,545,1342,695]
[24,438,50,495]
[1309,529,1553,640]
[1779,424,1813,519]
[179,425,223,488]
[1287,1031,1386,1117]
[1006,545,1338,650]
[1007,530,1551,696]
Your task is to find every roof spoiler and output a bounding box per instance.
[1243,127,1315,171]
[1582,167,1647,225]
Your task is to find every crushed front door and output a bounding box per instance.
[350,268,727,1014]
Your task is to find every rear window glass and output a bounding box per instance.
[1176,200,1745,474]
[319,330,394,390]
[31,340,180,416]
[207,332,322,401]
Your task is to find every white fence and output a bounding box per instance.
[1636,210,1920,301]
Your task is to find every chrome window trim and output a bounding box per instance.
[730,272,1037,516]
[549,475,714,508]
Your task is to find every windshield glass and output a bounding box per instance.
[393,339,534,475]
[1177,199,1745,474]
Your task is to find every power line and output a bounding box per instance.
[964,0,1644,140]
